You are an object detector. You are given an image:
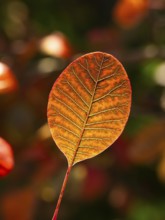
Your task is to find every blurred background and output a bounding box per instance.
[0,0,165,219]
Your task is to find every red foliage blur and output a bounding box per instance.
[81,167,109,201]
[0,137,14,177]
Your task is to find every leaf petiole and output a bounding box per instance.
[52,166,72,220]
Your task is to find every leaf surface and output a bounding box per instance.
[47,52,131,166]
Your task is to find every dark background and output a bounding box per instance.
[0,0,165,219]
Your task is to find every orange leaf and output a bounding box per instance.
[48,52,131,166]
[47,52,131,220]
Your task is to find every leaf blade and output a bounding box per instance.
[48,52,131,166]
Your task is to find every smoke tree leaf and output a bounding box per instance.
[47,51,131,220]
[47,52,131,166]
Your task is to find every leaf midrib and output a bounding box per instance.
[70,54,105,166]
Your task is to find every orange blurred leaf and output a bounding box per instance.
[0,137,14,177]
[0,62,18,94]
[113,0,149,28]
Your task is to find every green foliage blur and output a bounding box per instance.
[0,0,165,220]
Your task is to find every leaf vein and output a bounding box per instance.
[85,127,120,131]
[60,144,75,152]
[53,123,80,138]
[56,86,88,113]
[78,60,96,83]
[98,65,120,82]
[63,78,90,108]
[71,67,92,96]
[51,95,85,122]
[93,80,127,102]
[54,135,77,146]
[86,118,125,126]
[89,103,128,117]
[49,112,82,130]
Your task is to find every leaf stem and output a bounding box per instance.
[52,166,72,220]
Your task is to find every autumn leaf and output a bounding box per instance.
[47,51,131,219]
[48,52,131,166]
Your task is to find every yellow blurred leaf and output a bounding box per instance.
[157,150,165,182]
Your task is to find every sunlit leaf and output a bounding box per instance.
[48,51,131,166]
[47,52,131,219]
[0,137,14,177]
